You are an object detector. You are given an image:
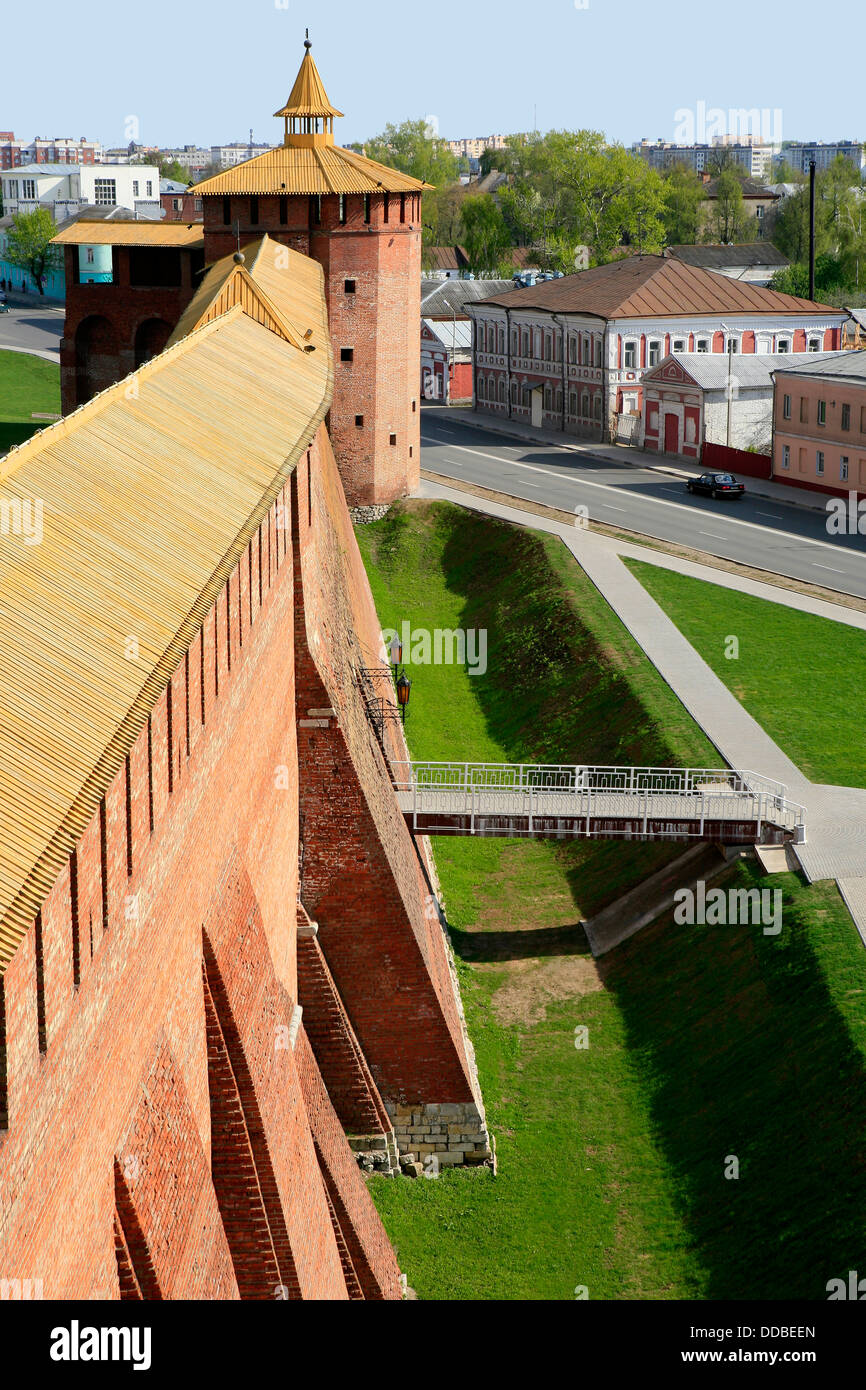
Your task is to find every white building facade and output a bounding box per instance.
[0,163,161,222]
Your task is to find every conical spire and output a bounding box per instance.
[275,32,344,146]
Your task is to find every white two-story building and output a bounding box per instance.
[466,255,847,443]
[0,162,161,223]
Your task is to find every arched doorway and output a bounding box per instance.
[134,318,173,368]
[74,315,119,406]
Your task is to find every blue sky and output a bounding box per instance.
[8,0,862,151]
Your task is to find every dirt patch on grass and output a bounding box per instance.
[491,954,604,1027]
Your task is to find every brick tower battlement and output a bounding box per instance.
[192,35,425,507]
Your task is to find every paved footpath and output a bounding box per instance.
[417,477,866,946]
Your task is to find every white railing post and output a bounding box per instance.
[756,795,763,842]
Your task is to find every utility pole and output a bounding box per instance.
[809,159,817,301]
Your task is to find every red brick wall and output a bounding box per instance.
[295,1028,403,1301]
[291,426,475,1107]
[297,925,392,1137]
[59,245,200,414]
[0,467,352,1298]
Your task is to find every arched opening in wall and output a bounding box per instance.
[201,933,302,1301]
[134,318,172,369]
[74,314,119,406]
[113,1160,162,1300]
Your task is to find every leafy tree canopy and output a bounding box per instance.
[5,207,62,294]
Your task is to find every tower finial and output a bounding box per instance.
[304,28,312,50]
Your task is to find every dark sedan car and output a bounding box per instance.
[686,472,746,500]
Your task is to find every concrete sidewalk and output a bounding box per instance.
[423,404,832,516]
[417,476,866,943]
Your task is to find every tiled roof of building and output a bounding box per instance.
[422,247,469,273]
[771,348,866,382]
[421,278,516,316]
[0,274,331,971]
[666,242,790,270]
[646,350,844,391]
[52,219,204,247]
[468,255,839,319]
[423,317,473,351]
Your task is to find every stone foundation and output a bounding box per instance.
[386,1101,493,1168]
[350,505,392,525]
[350,1130,401,1176]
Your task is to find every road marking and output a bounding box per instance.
[446,442,866,561]
[520,482,540,488]
[812,564,846,574]
[600,504,626,512]
[700,531,727,540]
[757,511,783,519]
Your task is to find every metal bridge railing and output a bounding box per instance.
[390,762,806,835]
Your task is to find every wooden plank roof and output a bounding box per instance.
[192,142,427,197]
[274,47,344,119]
[0,288,332,972]
[52,220,204,248]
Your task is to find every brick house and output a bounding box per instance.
[53,219,206,403]
[467,254,846,444]
[641,350,844,460]
[772,350,866,496]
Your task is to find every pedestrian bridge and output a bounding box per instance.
[392,763,806,846]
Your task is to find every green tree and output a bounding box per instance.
[362,119,461,187]
[424,182,466,247]
[156,157,190,184]
[5,207,62,295]
[460,193,512,276]
[702,169,756,243]
[497,128,665,268]
[662,163,706,245]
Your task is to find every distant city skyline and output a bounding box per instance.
[4,0,864,152]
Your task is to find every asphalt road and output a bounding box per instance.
[420,410,866,600]
[0,305,63,360]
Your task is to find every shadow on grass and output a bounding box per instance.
[450,921,591,962]
[599,861,866,1300]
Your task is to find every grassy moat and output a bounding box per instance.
[357,500,866,1302]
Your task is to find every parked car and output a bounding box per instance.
[686,472,745,500]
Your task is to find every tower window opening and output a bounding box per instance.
[222,197,231,225]
[279,195,288,225]
[364,194,371,224]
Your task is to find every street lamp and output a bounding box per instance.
[721,321,735,449]
[389,634,403,678]
[396,673,412,725]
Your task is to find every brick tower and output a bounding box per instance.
[193,35,425,507]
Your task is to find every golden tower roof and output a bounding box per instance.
[193,35,429,197]
[274,33,344,124]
